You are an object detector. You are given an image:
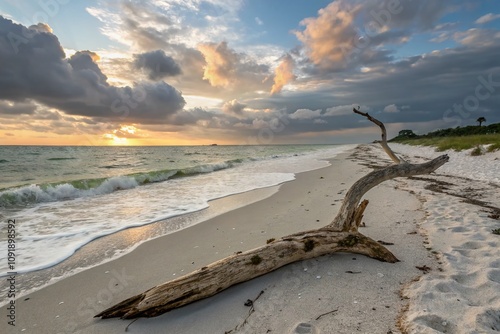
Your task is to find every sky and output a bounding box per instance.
[0,0,499,146]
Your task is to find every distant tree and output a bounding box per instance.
[398,129,417,138]
[477,117,486,126]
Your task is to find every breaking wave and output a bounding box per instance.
[0,159,244,207]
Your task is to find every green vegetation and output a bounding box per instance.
[390,123,500,152]
[492,228,500,235]
[470,146,482,156]
[477,117,486,126]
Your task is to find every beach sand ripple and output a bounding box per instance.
[390,144,500,334]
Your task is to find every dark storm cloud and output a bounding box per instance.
[166,107,214,126]
[133,50,182,80]
[244,34,500,137]
[0,100,37,115]
[0,17,78,100]
[360,0,452,31]
[0,16,185,124]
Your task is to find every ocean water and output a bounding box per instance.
[0,144,354,276]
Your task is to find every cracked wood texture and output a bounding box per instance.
[96,230,397,319]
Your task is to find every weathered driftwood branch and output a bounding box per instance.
[95,109,449,320]
[96,230,396,319]
[353,107,402,164]
[353,199,369,231]
[327,154,449,231]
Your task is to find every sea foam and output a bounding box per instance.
[0,145,355,276]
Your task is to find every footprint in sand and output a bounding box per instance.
[291,322,318,334]
[491,259,500,269]
[476,309,500,331]
[461,241,484,249]
[434,282,453,293]
[451,271,482,286]
[414,314,455,333]
[450,226,470,233]
[487,269,500,283]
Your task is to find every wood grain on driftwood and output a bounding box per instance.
[95,109,449,319]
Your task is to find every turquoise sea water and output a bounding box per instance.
[0,144,354,275]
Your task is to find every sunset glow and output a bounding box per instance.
[1,1,499,145]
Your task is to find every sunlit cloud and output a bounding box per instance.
[103,125,143,145]
[2,0,500,145]
[289,108,322,120]
[184,95,223,110]
[270,54,296,95]
[475,13,500,25]
[198,41,237,88]
[383,104,400,113]
[197,41,271,92]
[294,1,360,69]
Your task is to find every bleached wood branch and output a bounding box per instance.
[95,230,397,319]
[353,107,403,164]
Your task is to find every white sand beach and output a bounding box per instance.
[390,144,500,333]
[3,144,499,334]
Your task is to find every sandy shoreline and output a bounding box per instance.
[0,185,281,306]
[3,144,498,333]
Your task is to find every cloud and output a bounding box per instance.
[0,16,185,123]
[198,41,239,87]
[454,28,500,47]
[87,1,278,101]
[89,0,244,50]
[28,23,53,33]
[111,125,142,138]
[324,104,368,116]
[0,100,37,115]
[365,0,452,31]
[294,1,360,70]
[383,104,400,113]
[255,17,263,26]
[222,99,246,117]
[3,2,499,144]
[197,41,270,89]
[271,54,296,95]
[475,13,500,25]
[289,108,322,120]
[293,0,451,71]
[133,50,182,80]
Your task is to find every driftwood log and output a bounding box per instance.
[95,109,449,319]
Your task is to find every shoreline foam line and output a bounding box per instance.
[0,145,355,276]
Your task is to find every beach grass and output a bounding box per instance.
[395,133,500,152]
